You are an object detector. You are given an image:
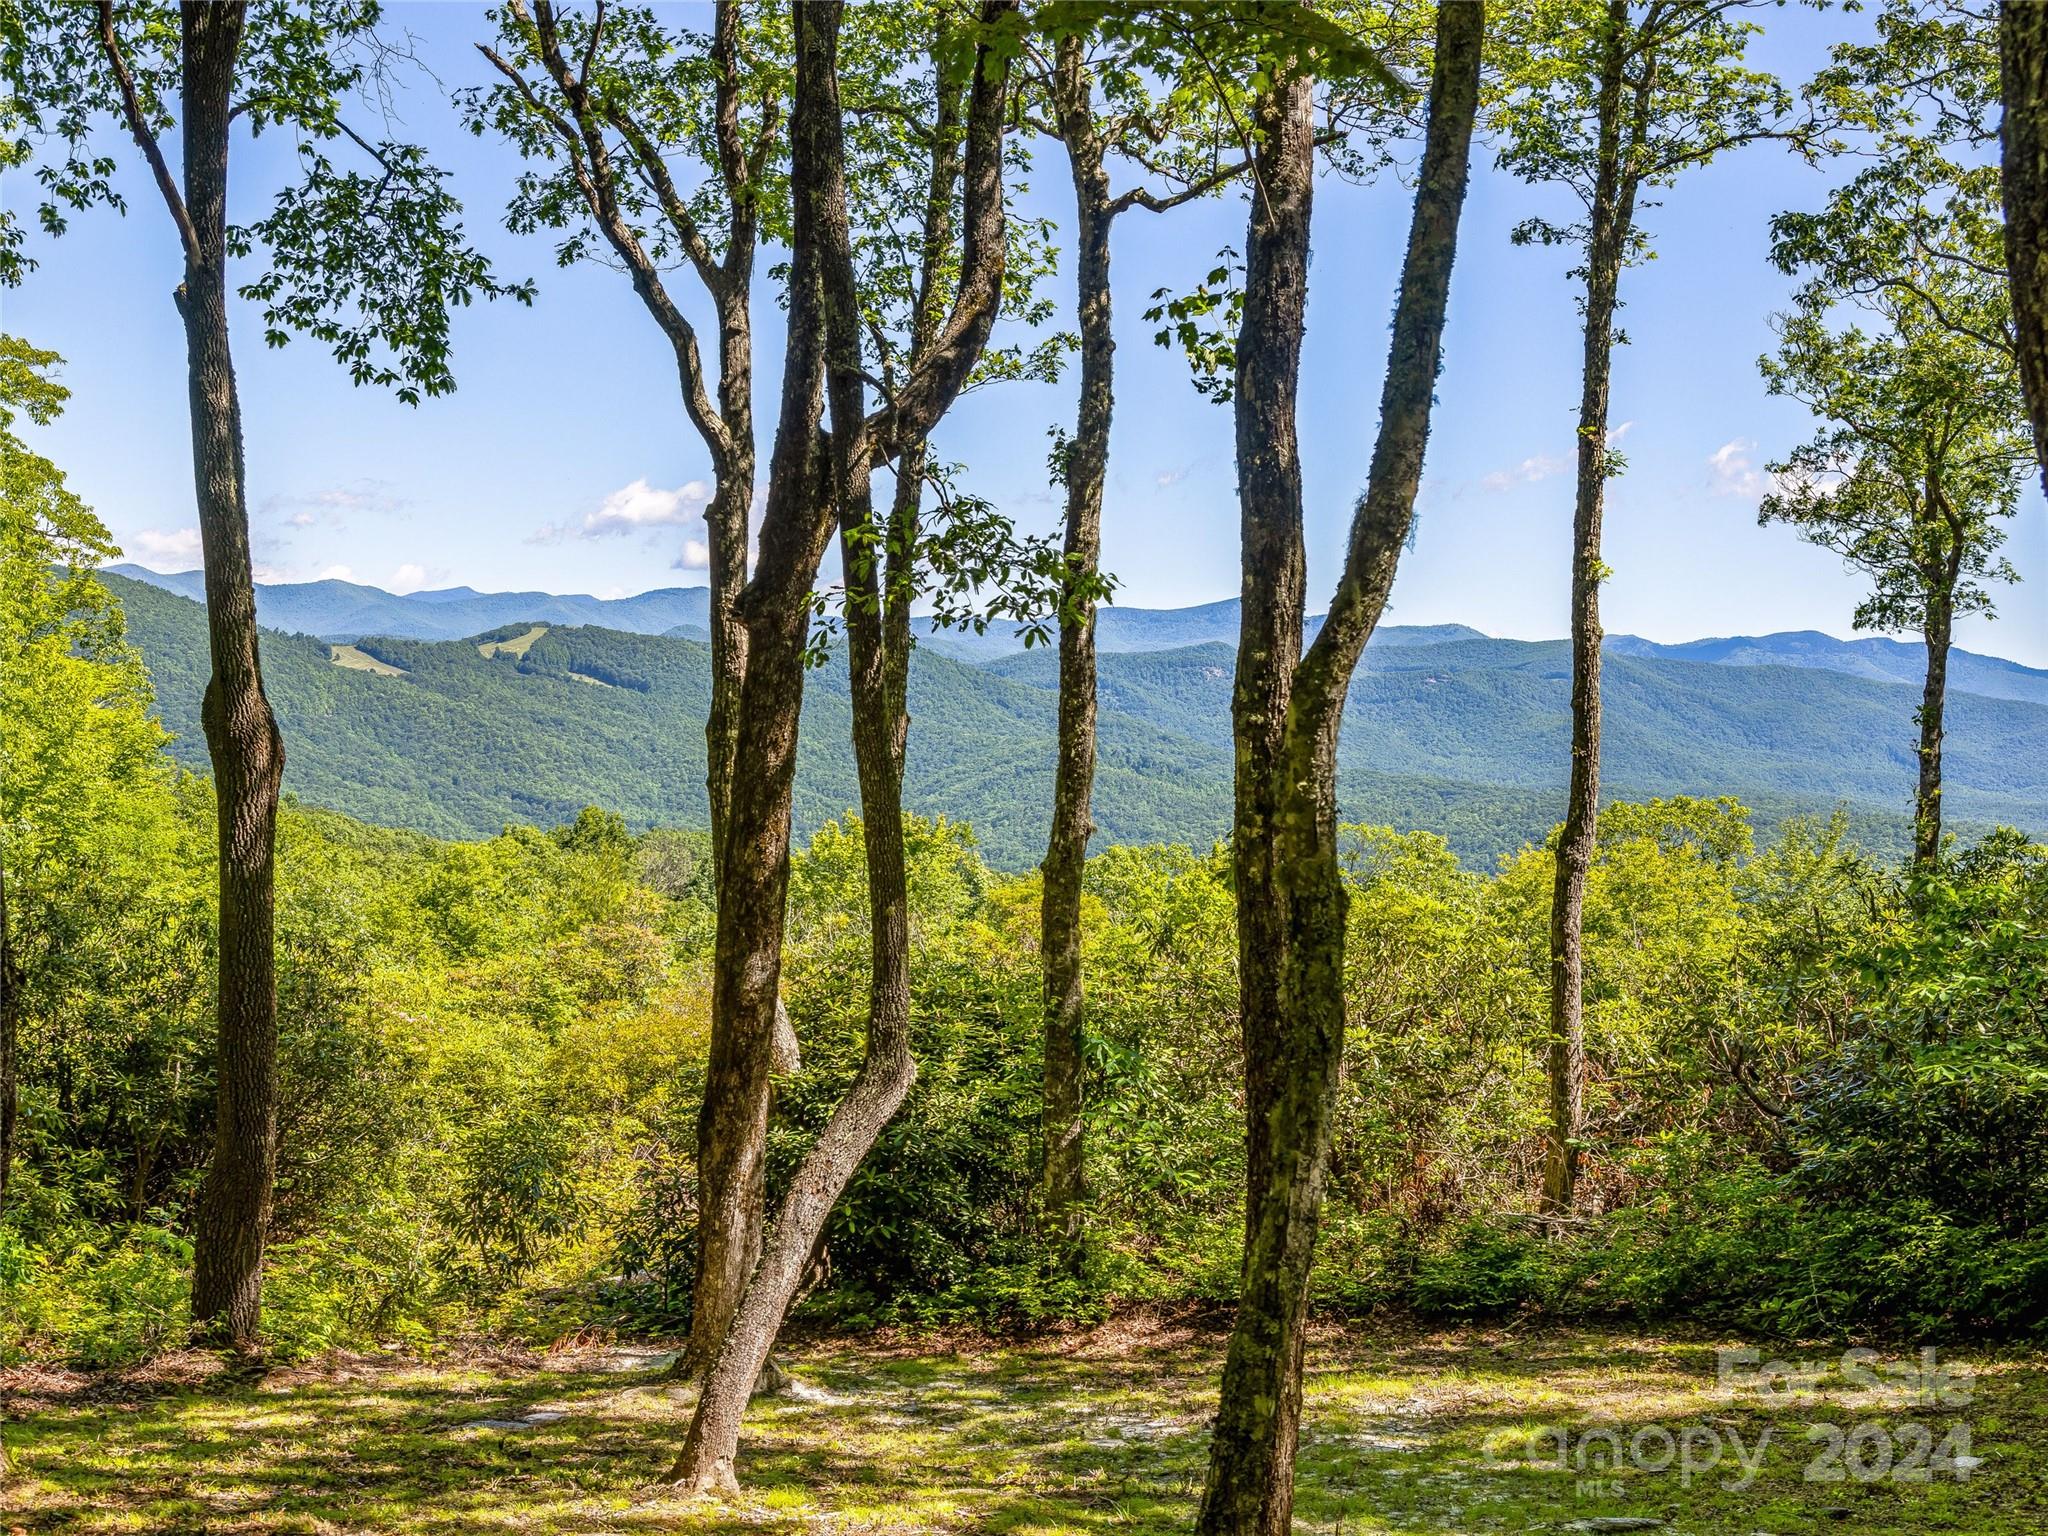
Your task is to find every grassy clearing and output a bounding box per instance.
[326,643,407,677]
[478,624,549,659]
[3,1322,2042,1534]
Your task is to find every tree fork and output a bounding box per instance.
[1197,5,1483,1531]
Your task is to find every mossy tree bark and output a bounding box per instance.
[1913,478,1967,871]
[1036,31,1110,1259]
[1543,1,1651,1217]
[95,0,287,1349]
[476,0,789,1367]
[1034,31,1255,1263]
[1227,66,1314,1257]
[670,0,1015,1492]
[1195,6,1483,1532]
[2002,0,2048,493]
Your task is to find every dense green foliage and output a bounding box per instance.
[8,549,2045,1361]
[107,572,2048,870]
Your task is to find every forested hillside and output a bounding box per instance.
[112,571,2047,865]
[115,562,2048,705]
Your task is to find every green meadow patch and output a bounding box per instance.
[5,1324,2043,1534]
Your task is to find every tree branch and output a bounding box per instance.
[605,104,724,292]
[95,0,201,268]
[1109,152,1253,217]
[498,0,735,475]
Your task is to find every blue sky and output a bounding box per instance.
[8,2,2047,666]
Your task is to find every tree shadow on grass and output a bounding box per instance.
[7,1329,2043,1535]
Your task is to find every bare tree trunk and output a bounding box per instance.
[675,367,915,1500]
[689,261,832,1417]
[673,0,876,1492]
[163,0,286,1352]
[2003,0,2048,494]
[1543,1,1643,1219]
[1038,34,1112,1258]
[1,862,17,1205]
[687,348,766,1373]
[671,0,1013,1490]
[1196,7,1482,1533]
[700,3,760,896]
[1915,586,1953,870]
[1228,67,1315,1257]
[476,3,781,1367]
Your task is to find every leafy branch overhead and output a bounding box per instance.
[4,0,529,398]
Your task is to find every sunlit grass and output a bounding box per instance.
[5,1325,2043,1534]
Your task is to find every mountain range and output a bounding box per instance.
[108,563,2048,704]
[104,567,2048,868]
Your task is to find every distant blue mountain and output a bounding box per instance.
[109,565,714,642]
[108,565,2048,708]
[105,571,2048,867]
[1607,629,2048,707]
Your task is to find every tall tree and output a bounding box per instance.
[5,0,518,1346]
[1780,2,2027,867]
[470,0,804,1375]
[1020,15,1254,1262]
[1196,4,1482,1533]
[667,0,1020,1492]
[1494,0,1796,1215]
[2000,2,2048,489]
[1760,251,2029,868]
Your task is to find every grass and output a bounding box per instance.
[478,625,549,659]
[326,643,407,677]
[4,1321,2043,1534]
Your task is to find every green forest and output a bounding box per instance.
[102,569,2048,866]
[5,2,2048,1534]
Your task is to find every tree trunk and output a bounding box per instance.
[1543,1,1640,1219]
[1038,34,1112,1259]
[175,0,284,1352]
[674,0,890,1492]
[674,387,918,1501]
[1228,67,1315,1257]
[1195,7,1482,1534]
[672,0,1012,1490]
[0,861,18,1206]
[2002,0,2048,494]
[686,321,765,1373]
[487,4,781,1368]
[687,356,829,1404]
[1915,587,1953,870]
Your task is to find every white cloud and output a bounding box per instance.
[263,480,406,530]
[317,564,355,582]
[1156,465,1189,489]
[674,537,711,571]
[530,477,714,547]
[585,477,711,537]
[1480,452,1571,493]
[388,563,432,594]
[1708,438,1766,497]
[128,527,202,567]
[1607,420,1636,446]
